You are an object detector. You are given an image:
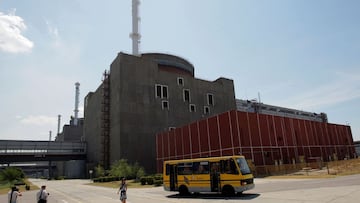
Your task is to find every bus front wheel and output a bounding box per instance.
[222,185,235,196]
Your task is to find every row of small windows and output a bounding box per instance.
[156,84,213,113]
[161,99,211,114]
[156,85,214,104]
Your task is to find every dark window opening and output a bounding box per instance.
[207,93,214,105]
[162,100,169,109]
[156,85,162,98]
[204,106,210,114]
[190,104,196,112]
[183,89,190,102]
[162,86,168,98]
[177,77,184,86]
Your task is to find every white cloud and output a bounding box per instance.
[0,9,34,53]
[19,115,57,126]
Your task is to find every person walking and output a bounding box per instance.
[117,178,127,203]
[36,185,49,203]
[8,186,22,203]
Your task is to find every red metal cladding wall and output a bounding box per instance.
[156,110,356,172]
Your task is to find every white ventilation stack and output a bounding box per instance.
[57,114,61,135]
[130,0,141,56]
[74,82,80,126]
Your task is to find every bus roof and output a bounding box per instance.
[163,155,246,164]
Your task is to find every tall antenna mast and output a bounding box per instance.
[130,0,141,56]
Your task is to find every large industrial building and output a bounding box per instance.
[156,108,355,173]
[82,52,356,174]
[83,52,237,172]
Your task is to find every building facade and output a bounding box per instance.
[156,110,355,172]
[84,52,236,172]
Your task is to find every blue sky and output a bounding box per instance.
[0,0,359,141]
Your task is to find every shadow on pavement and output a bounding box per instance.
[167,193,260,200]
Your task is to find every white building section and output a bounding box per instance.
[236,99,328,122]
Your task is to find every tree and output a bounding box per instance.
[0,167,25,183]
[94,164,105,178]
[131,162,145,181]
[109,159,132,178]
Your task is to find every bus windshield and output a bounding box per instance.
[236,157,251,175]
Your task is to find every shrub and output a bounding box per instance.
[146,176,154,185]
[93,176,120,183]
[140,177,147,185]
[0,167,25,183]
[154,174,163,180]
[154,179,163,186]
[55,176,65,180]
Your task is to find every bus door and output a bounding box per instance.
[210,162,220,192]
[169,164,177,191]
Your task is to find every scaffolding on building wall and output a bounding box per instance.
[101,70,110,169]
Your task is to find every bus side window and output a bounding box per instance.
[222,159,238,174]
[193,162,209,174]
[178,162,192,175]
[230,159,239,174]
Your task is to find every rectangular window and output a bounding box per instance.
[155,84,168,99]
[178,162,193,175]
[162,100,169,110]
[207,93,214,105]
[177,77,184,86]
[204,106,210,114]
[193,161,209,174]
[155,85,162,98]
[183,89,190,102]
[189,104,196,112]
[162,86,168,98]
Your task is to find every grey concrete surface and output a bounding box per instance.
[1,175,359,203]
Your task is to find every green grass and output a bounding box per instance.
[0,179,39,195]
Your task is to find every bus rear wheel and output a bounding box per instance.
[178,185,189,196]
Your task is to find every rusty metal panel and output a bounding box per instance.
[175,128,183,159]
[169,130,176,158]
[208,116,220,156]
[258,114,270,146]
[198,119,209,155]
[237,111,251,147]
[182,126,191,157]
[190,122,200,155]
[230,110,240,149]
[218,112,232,150]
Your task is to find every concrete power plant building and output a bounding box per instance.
[84,52,237,172]
[83,52,356,174]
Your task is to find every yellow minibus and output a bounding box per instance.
[163,155,254,196]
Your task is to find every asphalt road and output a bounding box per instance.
[1,174,359,203]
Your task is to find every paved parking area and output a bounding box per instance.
[1,175,359,202]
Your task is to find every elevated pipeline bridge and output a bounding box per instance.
[0,140,86,164]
